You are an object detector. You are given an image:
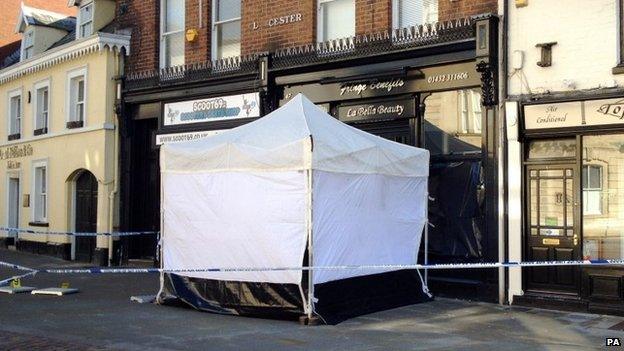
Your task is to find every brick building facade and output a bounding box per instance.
[115,0,497,73]
[119,0,502,313]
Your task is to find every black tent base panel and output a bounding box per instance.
[161,270,432,325]
[314,269,433,325]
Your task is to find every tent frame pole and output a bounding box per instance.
[306,168,314,321]
[424,192,429,283]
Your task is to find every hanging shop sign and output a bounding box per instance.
[337,99,415,123]
[280,62,480,103]
[524,97,624,130]
[0,144,33,160]
[163,93,260,126]
[156,130,225,145]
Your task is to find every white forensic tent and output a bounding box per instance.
[160,93,430,320]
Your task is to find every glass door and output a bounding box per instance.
[525,164,580,295]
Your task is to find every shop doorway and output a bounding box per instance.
[525,163,580,295]
[75,171,98,262]
[7,176,20,238]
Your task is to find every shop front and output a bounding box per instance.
[120,59,267,263]
[512,96,624,314]
[271,16,501,300]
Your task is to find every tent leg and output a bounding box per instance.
[306,169,314,321]
[425,193,429,284]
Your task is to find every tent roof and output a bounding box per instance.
[161,94,429,177]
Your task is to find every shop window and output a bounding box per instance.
[392,0,438,29]
[527,139,576,159]
[212,0,241,60]
[423,88,483,156]
[34,80,49,135]
[582,165,603,215]
[160,0,185,68]
[77,2,94,38]
[21,29,34,61]
[33,162,47,223]
[317,0,355,42]
[67,68,86,128]
[8,90,22,140]
[582,134,624,260]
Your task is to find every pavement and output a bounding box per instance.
[1,248,624,351]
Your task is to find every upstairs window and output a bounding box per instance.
[78,2,94,38]
[67,68,87,128]
[8,90,22,140]
[33,163,47,223]
[22,29,34,61]
[317,0,355,42]
[392,0,438,29]
[212,0,241,59]
[34,81,50,135]
[160,0,185,68]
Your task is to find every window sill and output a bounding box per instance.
[33,128,48,136]
[612,64,624,75]
[8,133,20,141]
[66,121,84,129]
[28,221,49,227]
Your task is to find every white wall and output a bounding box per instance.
[508,0,622,96]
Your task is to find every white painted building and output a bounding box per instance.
[504,0,624,314]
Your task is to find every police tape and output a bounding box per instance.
[3,259,624,276]
[0,226,159,237]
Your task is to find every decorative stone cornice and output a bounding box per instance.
[0,32,130,85]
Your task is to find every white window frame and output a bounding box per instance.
[458,89,482,134]
[31,159,48,223]
[76,1,95,39]
[33,79,51,133]
[160,0,186,68]
[7,88,22,137]
[211,0,242,60]
[391,0,438,29]
[21,28,35,61]
[66,67,88,127]
[317,0,356,43]
[583,164,604,216]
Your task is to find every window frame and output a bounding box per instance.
[160,0,186,68]
[31,159,48,224]
[76,1,95,39]
[317,0,356,43]
[21,28,34,61]
[33,79,51,135]
[66,67,88,128]
[211,0,242,60]
[582,164,604,216]
[7,88,22,139]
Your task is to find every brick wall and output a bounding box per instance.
[116,0,160,72]
[355,0,391,35]
[185,0,210,63]
[241,0,315,55]
[438,0,497,22]
[119,0,499,72]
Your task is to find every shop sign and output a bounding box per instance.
[0,144,33,160]
[524,98,624,130]
[163,93,260,126]
[156,130,225,145]
[339,79,405,96]
[337,99,415,123]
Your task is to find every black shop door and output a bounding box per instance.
[525,164,581,295]
[75,171,98,262]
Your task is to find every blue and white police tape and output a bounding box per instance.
[3,259,624,276]
[0,271,37,286]
[0,226,158,237]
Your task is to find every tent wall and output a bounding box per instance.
[312,171,428,284]
[162,171,308,284]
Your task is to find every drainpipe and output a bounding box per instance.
[108,50,124,266]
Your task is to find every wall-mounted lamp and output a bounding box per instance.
[536,42,557,67]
